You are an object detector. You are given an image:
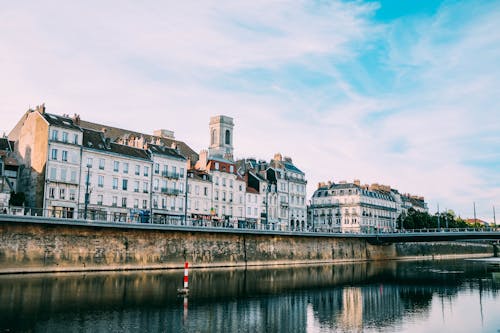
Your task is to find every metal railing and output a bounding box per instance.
[0,206,499,235]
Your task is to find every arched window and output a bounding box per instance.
[225,129,231,145]
[211,129,216,145]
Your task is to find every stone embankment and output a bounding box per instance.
[0,218,493,274]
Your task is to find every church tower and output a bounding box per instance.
[208,115,234,160]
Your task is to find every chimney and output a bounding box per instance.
[72,114,81,125]
[353,179,361,186]
[154,129,175,139]
[273,153,282,162]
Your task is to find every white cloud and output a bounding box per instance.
[1,1,498,221]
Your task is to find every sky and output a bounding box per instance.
[1,0,499,222]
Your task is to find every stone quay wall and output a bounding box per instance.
[0,219,494,274]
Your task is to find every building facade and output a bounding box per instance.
[310,181,398,233]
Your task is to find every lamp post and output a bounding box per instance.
[437,203,440,230]
[265,183,269,228]
[184,170,189,225]
[84,164,90,220]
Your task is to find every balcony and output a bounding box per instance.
[161,171,180,179]
[160,187,181,195]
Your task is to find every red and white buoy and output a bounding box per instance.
[177,262,189,295]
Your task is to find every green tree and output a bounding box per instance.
[9,191,25,206]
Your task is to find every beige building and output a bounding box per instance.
[9,106,83,217]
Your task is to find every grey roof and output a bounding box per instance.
[313,182,394,201]
[0,138,13,152]
[208,156,234,164]
[79,120,198,163]
[283,161,304,174]
[43,113,82,131]
[148,144,186,161]
[82,128,150,161]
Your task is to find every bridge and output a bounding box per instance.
[1,214,499,244]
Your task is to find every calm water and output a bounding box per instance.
[0,259,499,333]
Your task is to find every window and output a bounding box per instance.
[229,165,234,173]
[122,179,128,191]
[134,199,139,208]
[144,166,149,177]
[204,187,208,196]
[142,200,148,209]
[162,198,166,209]
[87,157,93,168]
[211,129,216,145]
[112,196,117,207]
[70,170,77,182]
[59,188,65,200]
[121,197,127,208]
[154,163,160,174]
[215,162,219,170]
[73,134,78,144]
[123,163,129,174]
[51,130,58,141]
[50,167,57,180]
[230,192,233,202]
[134,181,139,192]
[135,165,140,175]
[69,189,76,201]
[172,166,177,176]
[113,161,119,172]
[153,197,158,208]
[97,195,103,205]
[49,187,55,198]
[154,179,159,191]
[62,132,68,143]
[195,185,199,195]
[99,158,105,170]
[215,177,219,185]
[215,190,219,200]
[222,178,226,186]
[225,129,231,145]
[180,168,185,178]
[143,182,149,193]
[112,178,118,190]
[51,149,58,160]
[222,191,226,201]
[62,151,68,162]
[98,175,104,188]
[230,179,233,188]
[60,168,67,181]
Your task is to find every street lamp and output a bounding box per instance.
[83,164,91,220]
[184,170,189,225]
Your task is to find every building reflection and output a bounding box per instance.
[0,260,498,332]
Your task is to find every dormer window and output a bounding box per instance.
[215,162,219,170]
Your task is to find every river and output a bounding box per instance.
[0,258,499,332]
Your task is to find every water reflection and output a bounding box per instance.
[0,259,499,332]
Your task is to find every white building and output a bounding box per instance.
[310,181,398,233]
[186,169,212,224]
[148,143,187,223]
[78,128,152,222]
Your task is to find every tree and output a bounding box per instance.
[9,191,25,207]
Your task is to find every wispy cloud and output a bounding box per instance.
[1,0,498,221]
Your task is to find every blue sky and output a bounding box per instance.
[1,0,499,221]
